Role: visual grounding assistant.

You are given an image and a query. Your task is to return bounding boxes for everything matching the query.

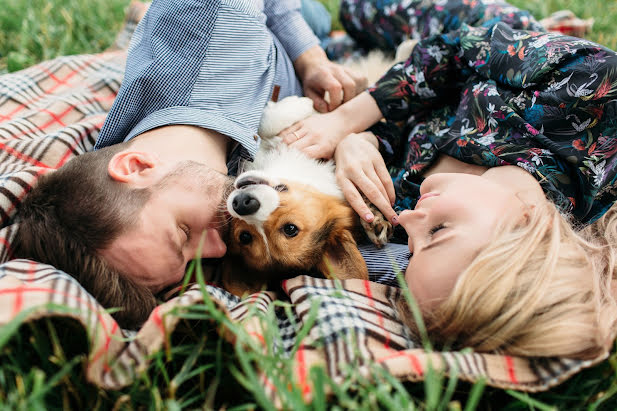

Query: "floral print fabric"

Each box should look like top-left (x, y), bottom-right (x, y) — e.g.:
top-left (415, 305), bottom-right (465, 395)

top-left (360, 18), bottom-right (617, 224)
top-left (339, 0), bottom-right (543, 53)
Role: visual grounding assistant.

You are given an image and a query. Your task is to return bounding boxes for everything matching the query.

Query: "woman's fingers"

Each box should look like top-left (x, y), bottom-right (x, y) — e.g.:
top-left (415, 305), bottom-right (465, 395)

top-left (374, 159), bottom-right (396, 204)
top-left (279, 122), bottom-right (304, 145)
top-left (289, 136), bottom-right (314, 152)
top-left (339, 178), bottom-right (374, 221)
top-left (354, 173), bottom-right (398, 223)
top-left (365, 167), bottom-right (390, 207)
top-left (341, 167), bottom-right (397, 223)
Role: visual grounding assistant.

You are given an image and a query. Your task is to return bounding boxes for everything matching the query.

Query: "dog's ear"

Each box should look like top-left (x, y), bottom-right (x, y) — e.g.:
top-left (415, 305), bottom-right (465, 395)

top-left (316, 230), bottom-right (369, 281)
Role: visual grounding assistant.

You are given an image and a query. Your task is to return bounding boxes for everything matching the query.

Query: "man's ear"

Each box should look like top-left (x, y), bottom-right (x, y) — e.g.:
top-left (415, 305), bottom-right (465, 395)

top-left (107, 151), bottom-right (160, 186)
top-left (316, 230), bottom-right (369, 281)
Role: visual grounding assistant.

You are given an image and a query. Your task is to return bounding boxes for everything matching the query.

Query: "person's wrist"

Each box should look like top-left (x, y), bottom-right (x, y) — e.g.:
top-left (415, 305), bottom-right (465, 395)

top-left (333, 134), bottom-right (352, 161)
top-left (358, 131), bottom-right (379, 149)
top-left (294, 45), bottom-right (327, 80)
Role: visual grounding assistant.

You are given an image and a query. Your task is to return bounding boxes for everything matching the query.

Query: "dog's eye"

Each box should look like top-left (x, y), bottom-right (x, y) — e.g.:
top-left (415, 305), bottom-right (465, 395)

top-left (274, 184), bottom-right (288, 192)
top-left (239, 231), bottom-right (253, 245)
top-left (282, 223), bottom-right (299, 237)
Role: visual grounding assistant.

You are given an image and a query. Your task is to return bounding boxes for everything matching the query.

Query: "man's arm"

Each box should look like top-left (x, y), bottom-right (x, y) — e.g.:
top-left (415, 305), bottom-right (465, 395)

top-left (263, 0), bottom-right (320, 62)
top-left (264, 0), bottom-right (367, 112)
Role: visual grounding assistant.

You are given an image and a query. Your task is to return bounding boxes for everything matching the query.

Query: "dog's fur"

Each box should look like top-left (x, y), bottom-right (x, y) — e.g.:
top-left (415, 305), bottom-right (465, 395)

top-left (218, 96), bottom-right (391, 296)
top-left (217, 42), bottom-right (419, 296)
top-left (221, 143), bottom-right (369, 296)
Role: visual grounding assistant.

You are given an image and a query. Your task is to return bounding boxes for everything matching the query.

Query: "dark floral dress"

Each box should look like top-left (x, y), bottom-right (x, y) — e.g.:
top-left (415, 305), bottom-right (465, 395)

top-left (339, 0), bottom-right (543, 53)
top-left (338, 0), bottom-right (617, 225)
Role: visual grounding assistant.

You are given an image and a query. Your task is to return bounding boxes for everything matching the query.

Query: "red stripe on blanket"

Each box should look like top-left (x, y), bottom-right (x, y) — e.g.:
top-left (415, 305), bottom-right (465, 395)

top-left (39, 61), bottom-right (86, 95)
top-left (10, 262), bottom-right (37, 315)
top-left (0, 104), bottom-right (27, 123)
top-left (407, 352), bottom-right (424, 376)
top-left (248, 331), bottom-right (265, 345)
top-left (53, 117), bottom-right (105, 168)
top-left (0, 54), bottom-right (104, 126)
top-left (90, 321), bottom-right (119, 372)
top-left (505, 356), bottom-right (518, 384)
top-left (41, 107), bottom-right (70, 128)
top-left (363, 280), bottom-right (390, 349)
top-left (0, 142), bottom-right (51, 168)
top-left (151, 306), bottom-right (166, 340)
top-left (1, 285), bottom-right (120, 362)
top-left (376, 351), bottom-right (424, 376)
top-left (11, 286), bottom-right (23, 317)
top-left (0, 236), bottom-right (13, 260)
top-left (296, 345), bottom-right (311, 399)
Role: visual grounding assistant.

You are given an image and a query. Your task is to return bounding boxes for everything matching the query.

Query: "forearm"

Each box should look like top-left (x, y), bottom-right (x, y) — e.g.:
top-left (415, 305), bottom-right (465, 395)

top-left (264, 0), bottom-right (319, 61)
top-left (332, 91), bottom-right (384, 136)
top-left (293, 45), bottom-right (328, 81)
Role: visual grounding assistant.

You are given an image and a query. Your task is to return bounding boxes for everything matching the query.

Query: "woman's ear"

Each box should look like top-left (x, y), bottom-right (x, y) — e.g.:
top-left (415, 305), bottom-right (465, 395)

top-left (107, 151), bottom-right (160, 187)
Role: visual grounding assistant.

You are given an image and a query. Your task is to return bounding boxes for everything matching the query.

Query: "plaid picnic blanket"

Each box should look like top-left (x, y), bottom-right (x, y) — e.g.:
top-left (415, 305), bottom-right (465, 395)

top-left (0, 1), bottom-right (611, 402)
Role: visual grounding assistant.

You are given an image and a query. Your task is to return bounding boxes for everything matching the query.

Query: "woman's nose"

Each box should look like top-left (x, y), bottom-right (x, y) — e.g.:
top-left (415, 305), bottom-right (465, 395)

top-left (398, 209), bottom-right (427, 224)
top-left (399, 209), bottom-right (428, 254)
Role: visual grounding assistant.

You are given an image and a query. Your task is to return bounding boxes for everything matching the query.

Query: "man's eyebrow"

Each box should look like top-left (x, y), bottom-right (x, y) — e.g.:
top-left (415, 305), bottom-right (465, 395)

top-left (167, 229), bottom-right (185, 264)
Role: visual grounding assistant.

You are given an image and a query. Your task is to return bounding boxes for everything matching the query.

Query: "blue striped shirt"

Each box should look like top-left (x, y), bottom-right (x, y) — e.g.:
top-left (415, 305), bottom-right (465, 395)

top-left (94, 0), bottom-right (412, 284)
top-left (359, 242), bottom-right (410, 287)
top-left (95, 0), bottom-right (319, 156)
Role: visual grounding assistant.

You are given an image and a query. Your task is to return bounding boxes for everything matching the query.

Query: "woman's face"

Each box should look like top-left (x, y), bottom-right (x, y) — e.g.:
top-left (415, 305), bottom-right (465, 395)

top-left (400, 168), bottom-right (541, 311)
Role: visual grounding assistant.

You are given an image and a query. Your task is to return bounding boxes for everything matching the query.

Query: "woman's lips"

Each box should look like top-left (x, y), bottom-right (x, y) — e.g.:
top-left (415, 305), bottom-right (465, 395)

top-left (416, 192), bottom-right (439, 206)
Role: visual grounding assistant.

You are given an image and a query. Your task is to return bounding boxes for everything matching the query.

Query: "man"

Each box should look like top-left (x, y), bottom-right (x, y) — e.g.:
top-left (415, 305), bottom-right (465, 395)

top-left (12, 0), bottom-right (366, 328)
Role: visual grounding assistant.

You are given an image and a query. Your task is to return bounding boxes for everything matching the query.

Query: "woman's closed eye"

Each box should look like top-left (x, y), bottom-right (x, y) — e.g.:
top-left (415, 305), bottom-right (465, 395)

top-left (428, 223), bottom-right (446, 238)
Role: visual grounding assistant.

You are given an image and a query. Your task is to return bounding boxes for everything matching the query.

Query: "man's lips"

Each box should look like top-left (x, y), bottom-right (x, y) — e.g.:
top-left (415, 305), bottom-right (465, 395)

top-left (417, 192), bottom-right (439, 206)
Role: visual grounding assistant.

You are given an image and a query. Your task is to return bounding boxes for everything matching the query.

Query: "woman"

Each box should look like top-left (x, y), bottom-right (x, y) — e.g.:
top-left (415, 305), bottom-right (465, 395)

top-left (281, 0), bottom-right (617, 359)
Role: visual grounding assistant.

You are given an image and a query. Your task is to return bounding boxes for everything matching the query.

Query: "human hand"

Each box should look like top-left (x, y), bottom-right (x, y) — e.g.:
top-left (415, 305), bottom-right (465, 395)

top-left (334, 132), bottom-right (398, 225)
top-left (294, 46), bottom-right (367, 113)
top-left (279, 110), bottom-right (348, 159)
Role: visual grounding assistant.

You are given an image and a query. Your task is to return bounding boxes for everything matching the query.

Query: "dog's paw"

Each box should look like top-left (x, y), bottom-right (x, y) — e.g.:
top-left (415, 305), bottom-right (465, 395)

top-left (360, 204), bottom-right (393, 248)
top-left (258, 96), bottom-right (316, 139)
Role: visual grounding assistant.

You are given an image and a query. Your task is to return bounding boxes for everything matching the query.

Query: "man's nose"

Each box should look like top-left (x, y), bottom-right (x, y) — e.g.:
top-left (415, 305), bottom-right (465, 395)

top-left (189, 228), bottom-right (227, 260)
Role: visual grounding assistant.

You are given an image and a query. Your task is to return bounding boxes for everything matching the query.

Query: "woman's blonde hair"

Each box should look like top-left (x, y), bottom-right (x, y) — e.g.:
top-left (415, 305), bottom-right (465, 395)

top-left (415, 200), bottom-right (617, 359)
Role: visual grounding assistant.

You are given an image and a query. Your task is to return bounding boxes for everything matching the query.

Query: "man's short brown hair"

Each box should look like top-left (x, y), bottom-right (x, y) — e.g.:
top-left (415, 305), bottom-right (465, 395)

top-left (12, 143), bottom-right (157, 329)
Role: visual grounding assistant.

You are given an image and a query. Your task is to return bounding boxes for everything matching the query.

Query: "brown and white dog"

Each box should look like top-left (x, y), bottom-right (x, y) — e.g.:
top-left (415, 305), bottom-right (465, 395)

top-left (218, 96), bottom-right (393, 296)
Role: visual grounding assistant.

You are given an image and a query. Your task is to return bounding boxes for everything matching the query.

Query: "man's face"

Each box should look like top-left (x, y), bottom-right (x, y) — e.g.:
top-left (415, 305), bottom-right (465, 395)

top-left (101, 161), bottom-right (233, 292)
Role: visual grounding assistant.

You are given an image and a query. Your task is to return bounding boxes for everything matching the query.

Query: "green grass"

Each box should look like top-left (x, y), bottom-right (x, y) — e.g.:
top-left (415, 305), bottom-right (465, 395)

top-left (1, 264), bottom-right (616, 409)
top-left (2, 0), bottom-right (617, 409)
top-left (0, 0), bottom-right (130, 72)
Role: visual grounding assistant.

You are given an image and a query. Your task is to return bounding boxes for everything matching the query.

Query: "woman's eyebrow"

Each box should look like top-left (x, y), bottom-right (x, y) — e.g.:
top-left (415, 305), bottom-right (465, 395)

top-left (420, 233), bottom-right (455, 253)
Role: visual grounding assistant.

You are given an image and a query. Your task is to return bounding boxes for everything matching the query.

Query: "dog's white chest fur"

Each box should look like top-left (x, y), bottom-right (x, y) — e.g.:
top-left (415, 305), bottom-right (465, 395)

top-left (249, 94), bottom-right (343, 199)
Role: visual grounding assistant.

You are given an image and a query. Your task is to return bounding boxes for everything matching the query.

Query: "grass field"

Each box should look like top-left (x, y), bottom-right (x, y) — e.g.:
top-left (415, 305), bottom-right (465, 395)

top-left (2, 0), bottom-right (617, 409)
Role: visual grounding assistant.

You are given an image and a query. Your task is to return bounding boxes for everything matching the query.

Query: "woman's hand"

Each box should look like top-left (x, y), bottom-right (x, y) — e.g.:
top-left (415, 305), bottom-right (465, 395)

top-left (293, 46), bottom-right (367, 113)
top-left (279, 111), bottom-right (348, 160)
top-left (279, 92), bottom-right (386, 160)
top-left (334, 132), bottom-right (398, 224)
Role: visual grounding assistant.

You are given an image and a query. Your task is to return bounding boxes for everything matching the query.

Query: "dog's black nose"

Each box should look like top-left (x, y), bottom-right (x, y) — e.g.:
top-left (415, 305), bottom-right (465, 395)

top-left (232, 192), bottom-right (261, 215)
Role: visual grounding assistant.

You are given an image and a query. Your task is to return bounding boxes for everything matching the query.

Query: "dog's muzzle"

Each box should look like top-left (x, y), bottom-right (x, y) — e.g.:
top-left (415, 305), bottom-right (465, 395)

top-left (227, 172), bottom-right (280, 221)
top-left (232, 192), bottom-right (260, 215)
